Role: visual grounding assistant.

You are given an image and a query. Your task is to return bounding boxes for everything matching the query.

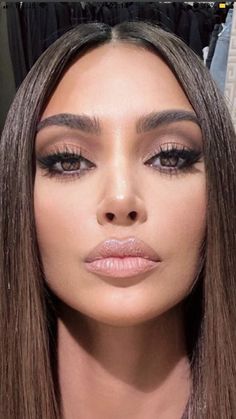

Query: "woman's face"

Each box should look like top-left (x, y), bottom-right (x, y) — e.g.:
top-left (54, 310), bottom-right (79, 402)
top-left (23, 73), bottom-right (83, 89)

top-left (34, 42), bottom-right (206, 326)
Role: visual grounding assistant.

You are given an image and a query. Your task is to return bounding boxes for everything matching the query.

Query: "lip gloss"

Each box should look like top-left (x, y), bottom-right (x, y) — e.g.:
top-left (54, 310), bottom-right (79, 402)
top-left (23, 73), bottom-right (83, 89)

top-left (85, 257), bottom-right (159, 278)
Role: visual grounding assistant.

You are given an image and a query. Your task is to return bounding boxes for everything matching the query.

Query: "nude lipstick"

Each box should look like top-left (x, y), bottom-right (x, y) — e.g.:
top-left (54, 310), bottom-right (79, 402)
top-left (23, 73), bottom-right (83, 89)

top-left (84, 237), bottom-right (161, 278)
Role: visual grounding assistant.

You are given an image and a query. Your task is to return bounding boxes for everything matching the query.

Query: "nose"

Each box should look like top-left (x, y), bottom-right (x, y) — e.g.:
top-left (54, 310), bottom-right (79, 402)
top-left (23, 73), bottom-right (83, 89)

top-left (96, 174), bottom-right (147, 226)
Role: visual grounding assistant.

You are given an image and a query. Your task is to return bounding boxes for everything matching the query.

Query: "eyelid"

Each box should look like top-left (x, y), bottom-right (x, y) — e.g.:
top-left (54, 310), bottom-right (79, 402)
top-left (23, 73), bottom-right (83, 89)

top-left (35, 128), bottom-right (101, 155)
top-left (36, 137), bottom-right (202, 163)
top-left (37, 142), bottom-right (94, 162)
top-left (143, 141), bottom-right (200, 161)
top-left (153, 125), bottom-right (203, 145)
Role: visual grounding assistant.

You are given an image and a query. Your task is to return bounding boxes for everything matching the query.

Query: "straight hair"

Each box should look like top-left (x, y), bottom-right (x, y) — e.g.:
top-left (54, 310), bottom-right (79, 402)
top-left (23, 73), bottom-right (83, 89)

top-left (0, 21), bottom-right (235, 418)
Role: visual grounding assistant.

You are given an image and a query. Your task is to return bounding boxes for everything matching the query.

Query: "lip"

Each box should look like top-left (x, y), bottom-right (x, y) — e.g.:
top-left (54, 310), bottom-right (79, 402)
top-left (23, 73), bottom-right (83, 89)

top-left (84, 237), bottom-right (161, 263)
top-left (84, 256), bottom-right (160, 278)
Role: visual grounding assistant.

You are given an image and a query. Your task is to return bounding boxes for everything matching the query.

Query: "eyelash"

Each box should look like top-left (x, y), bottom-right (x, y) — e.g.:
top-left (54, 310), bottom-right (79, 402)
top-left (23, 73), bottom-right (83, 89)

top-left (36, 143), bottom-right (203, 182)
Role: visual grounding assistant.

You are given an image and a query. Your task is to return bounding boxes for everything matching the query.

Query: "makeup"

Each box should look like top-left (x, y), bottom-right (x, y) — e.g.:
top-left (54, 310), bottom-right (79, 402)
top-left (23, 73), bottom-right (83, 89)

top-left (36, 142), bottom-right (203, 181)
top-left (85, 257), bottom-right (160, 278)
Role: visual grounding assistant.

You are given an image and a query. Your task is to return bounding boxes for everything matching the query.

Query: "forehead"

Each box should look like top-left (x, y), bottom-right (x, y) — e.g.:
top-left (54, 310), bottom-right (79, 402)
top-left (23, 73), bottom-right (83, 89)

top-left (41, 42), bottom-right (194, 122)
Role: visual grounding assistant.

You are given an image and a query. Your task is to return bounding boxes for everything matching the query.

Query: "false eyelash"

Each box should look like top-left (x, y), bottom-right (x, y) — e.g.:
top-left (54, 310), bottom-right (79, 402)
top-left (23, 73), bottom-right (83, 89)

top-left (36, 143), bottom-right (94, 182)
top-left (145, 143), bottom-right (203, 175)
top-left (36, 142), bottom-right (203, 182)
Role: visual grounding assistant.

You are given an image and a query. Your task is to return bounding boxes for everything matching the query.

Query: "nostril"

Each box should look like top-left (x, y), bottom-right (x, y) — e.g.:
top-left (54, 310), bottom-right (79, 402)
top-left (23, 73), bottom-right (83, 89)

top-left (106, 212), bottom-right (137, 221)
top-left (129, 211), bottom-right (137, 220)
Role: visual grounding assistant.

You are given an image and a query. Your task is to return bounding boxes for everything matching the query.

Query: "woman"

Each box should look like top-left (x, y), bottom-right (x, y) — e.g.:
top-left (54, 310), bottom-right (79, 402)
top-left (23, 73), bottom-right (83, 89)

top-left (0, 21), bottom-right (235, 419)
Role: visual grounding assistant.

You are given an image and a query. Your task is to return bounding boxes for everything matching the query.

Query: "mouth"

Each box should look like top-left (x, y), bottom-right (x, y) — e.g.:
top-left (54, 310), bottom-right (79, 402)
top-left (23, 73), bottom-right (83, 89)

top-left (85, 256), bottom-right (160, 278)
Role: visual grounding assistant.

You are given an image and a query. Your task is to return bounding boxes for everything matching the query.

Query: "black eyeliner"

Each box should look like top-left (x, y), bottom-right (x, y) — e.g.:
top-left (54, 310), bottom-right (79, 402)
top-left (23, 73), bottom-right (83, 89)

top-left (36, 143), bottom-right (203, 180)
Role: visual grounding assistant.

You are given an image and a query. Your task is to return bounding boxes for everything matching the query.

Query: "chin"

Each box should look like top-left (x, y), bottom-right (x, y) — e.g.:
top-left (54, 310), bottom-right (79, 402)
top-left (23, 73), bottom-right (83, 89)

top-left (72, 302), bottom-right (174, 328)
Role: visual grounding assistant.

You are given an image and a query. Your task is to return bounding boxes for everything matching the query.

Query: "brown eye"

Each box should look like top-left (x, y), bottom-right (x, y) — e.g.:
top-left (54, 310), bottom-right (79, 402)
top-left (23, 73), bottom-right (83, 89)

top-left (36, 150), bottom-right (95, 180)
top-left (61, 158), bottom-right (81, 171)
top-left (160, 156), bottom-right (180, 167)
top-left (145, 144), bottom-right (202, 174)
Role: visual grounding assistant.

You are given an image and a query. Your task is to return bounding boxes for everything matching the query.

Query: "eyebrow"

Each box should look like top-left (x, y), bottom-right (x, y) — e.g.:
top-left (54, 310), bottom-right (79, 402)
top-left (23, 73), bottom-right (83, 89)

top-left (36, 109), bottom-right (200, 135)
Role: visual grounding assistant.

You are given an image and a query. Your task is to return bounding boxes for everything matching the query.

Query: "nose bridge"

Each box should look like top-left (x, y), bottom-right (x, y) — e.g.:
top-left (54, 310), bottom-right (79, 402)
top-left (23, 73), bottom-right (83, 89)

top-left (96, 138), bottom-right (147, 226)
top-left (107, 152), bottom-right (134, 193)
top-left (103, 134), bottom-right (138, 196)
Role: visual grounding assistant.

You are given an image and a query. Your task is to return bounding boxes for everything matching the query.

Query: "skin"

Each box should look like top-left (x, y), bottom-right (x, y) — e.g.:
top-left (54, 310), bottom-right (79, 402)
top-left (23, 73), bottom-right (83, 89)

top-left (34, 42), bottom-right (206, 419)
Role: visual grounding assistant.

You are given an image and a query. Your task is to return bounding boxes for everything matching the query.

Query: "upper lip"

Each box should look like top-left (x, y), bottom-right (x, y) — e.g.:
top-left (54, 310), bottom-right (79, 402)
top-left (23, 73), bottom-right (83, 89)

top-left (85, 237), bottom-right (161, 262)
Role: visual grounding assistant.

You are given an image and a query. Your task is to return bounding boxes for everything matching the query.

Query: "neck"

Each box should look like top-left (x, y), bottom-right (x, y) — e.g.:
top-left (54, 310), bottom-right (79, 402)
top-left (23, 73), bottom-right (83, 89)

top-left (57, 303), bottom-right (191, 419)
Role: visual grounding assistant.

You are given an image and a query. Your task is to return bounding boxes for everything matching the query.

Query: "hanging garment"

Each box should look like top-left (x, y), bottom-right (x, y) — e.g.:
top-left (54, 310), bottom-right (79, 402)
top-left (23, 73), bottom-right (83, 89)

top-left (206, 23), bottom-right (223, 68)
top-left (188, 9), bottom-right (204, 58)
top-left (176, 6), bottom-right (190, 44)
top-left (6, 2), bottom-right (27, 89)
top-left (6, 1), bottom-right (229, 88)
top-left (69, 2), bottom-right (86, 26)
top-left (53, 2), bottom-right (71, 38)
top-left (0, 2), bottom-right (16, 134)
top-left (157, 2), bottom-right (176, 32)
top-left (193, 5), bottom-right (215, 48)
top-left (23, 3), bottom-right (58, 68)
top-left (92, 2), bottom-right (114, 25)
top-left (210, 8), bottom-right (233, 92)
top-left (117, 3), bottom-right (132, 23)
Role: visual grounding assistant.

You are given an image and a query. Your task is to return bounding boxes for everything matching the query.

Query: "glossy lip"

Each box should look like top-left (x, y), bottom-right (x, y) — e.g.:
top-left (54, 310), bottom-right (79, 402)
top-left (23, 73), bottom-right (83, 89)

top-left (84, 237), bottom-right (161, 263)
top-left (84, 256), bottom-right (160, 279)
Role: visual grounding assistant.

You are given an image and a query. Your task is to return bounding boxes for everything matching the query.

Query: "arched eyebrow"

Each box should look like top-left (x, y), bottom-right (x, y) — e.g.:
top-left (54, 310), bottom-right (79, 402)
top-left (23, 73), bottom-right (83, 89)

top-left (36, 109), bottom-right (200, 135)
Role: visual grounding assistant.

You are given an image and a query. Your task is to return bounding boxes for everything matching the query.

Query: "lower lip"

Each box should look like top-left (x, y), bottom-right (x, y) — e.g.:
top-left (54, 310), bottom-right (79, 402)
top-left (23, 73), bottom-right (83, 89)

top-left (85, 257), bottom-right (159, 278)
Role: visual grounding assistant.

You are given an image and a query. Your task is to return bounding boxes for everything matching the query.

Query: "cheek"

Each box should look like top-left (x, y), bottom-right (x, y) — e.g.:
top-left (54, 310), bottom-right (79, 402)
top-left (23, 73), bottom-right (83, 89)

top-left (150, 175), bottom-right (206, 252)
top-left (149, 176), bottom-right (206, 301)
top-left (161, 199), bottom-right (205, 258)
top-left (33, 178), bottom-right (91, 264)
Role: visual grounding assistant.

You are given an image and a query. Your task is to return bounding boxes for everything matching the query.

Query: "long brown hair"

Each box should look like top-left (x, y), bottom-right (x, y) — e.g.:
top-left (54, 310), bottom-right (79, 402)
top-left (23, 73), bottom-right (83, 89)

top-left (0, 21), bottom-right (235, 418)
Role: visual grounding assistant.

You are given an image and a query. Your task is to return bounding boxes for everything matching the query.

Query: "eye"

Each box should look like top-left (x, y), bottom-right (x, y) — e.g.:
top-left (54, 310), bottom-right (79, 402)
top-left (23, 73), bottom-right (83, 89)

top-left (53, 154), bottom-right (92, 173)
top-left (145, 143), bottom-right (202, 174)
top-left (36, 144), bottom-right (95, 181)
top-left (159, 154), bottom-right (183, 168)
top-left (36, 142), bottom-right (203, 182)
